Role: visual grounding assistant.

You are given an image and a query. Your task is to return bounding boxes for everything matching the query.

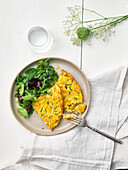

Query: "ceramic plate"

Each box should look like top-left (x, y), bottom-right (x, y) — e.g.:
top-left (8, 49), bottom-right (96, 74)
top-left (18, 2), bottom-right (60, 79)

top-left (10, 57), bottom-right (90, 135)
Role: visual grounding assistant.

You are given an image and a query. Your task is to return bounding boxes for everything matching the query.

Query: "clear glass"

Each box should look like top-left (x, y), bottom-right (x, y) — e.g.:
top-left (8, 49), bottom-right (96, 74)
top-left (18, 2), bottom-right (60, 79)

top-left (27, 26), bottom-right (53, 53)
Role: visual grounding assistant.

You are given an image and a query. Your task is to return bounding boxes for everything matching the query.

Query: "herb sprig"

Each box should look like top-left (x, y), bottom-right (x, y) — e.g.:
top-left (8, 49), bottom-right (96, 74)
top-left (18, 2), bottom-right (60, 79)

top-left (63, 5), bottom-right (128, 46)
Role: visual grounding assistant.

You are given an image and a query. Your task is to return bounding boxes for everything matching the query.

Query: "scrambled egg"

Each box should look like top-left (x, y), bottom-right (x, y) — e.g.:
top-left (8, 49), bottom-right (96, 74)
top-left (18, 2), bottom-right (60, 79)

top-left (56, 70), bottom-right (85, 113)
top-left (63, 113), bottom-right (77, 120)
top-left (63, 104), bottom-right (86, 121)
top-left (32, 85), bottom-right (63, 131)
top-left (73, 104), bottom-right (86, 114)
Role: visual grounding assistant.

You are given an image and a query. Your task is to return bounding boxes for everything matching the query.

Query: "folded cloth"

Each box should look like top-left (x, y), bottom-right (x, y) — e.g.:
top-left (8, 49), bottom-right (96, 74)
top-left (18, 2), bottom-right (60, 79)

top-left (111, 70), bottom-right (128, 170)
top-left (111, 133), bottom-right (128, 170)
top-left (15, 67), bottom-right (128, 170)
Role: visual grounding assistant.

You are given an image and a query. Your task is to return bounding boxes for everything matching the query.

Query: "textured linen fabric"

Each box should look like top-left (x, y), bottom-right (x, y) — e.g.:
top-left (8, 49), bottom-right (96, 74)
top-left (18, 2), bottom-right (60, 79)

top-left (14, 67), bottom-right (128, 170)
top-left (111, 70), bottom-right (128, 170)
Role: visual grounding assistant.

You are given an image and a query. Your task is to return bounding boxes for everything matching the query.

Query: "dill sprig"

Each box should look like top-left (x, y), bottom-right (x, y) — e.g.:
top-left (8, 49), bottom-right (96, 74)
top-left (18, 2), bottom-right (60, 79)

top-left (63, 5), bottom-right (128, 46)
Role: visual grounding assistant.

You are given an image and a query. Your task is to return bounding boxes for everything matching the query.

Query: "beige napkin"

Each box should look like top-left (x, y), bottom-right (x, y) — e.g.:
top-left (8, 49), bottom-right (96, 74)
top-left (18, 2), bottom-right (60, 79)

top-left (14, 67), bottom-right (128, 170)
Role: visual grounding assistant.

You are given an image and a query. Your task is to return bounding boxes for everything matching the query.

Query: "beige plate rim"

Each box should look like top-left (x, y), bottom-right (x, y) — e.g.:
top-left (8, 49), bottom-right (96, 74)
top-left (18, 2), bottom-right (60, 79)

top-left (9, 57), bottom-right (90, 136)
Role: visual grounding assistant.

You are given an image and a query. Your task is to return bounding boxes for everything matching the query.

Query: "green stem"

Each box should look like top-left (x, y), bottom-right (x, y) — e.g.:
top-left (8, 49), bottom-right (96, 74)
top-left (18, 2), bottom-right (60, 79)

top-left (84, 8), bottom-right (106, 19)
top-left (83, 18), bottom-right (107, 23)
top-left (109, 15), bottom-right (128, 25)
top-left (82, 15), bottom-right (128, 24)
top-left (113, 15), bottom-right (128, 24)
top-left (91, 15), bottom-right (128, 31)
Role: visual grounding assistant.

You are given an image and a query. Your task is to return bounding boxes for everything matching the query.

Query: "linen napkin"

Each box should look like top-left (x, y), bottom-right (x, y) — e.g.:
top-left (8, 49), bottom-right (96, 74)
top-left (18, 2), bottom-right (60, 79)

top-left (14, 67), bottom-right (128, 170)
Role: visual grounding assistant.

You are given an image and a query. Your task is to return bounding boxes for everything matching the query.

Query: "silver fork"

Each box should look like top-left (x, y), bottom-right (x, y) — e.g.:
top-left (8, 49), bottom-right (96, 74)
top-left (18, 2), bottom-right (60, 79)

top-left (70, 117), bottom-right (123, 144)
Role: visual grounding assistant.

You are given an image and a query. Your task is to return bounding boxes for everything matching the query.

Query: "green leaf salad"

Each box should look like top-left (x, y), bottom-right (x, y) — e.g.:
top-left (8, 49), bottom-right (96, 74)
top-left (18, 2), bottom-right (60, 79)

top-left (15, 58), bottom-right (58, 118)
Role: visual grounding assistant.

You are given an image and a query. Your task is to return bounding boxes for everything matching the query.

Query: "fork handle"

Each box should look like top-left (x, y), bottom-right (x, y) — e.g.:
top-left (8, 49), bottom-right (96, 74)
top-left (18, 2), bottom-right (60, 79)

top-left (87, 125), bottom-right (123, 144)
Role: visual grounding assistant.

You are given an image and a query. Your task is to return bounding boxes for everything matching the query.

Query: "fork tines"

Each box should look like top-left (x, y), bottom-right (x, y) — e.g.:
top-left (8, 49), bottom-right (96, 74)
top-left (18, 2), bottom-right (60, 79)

top-left (70, 116), bottom-right (82, 125)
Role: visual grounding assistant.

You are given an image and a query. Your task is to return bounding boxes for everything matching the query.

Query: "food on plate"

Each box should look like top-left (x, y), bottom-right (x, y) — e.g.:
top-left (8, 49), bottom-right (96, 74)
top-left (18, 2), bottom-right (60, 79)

top-left (63, 113), bottom-right (77, 120)
top-left (15, 58), bottom-right (58, 118)
top-left (56, 70), bottom-right (84, 112)
top-left (63, 104), bottom-right (86, 121)
top-left (73, 104), bottom-right (86, 114)
top-left (32, 85), bottom-right (63, 130)
top-left (15, 58), bottom-right (87, 131)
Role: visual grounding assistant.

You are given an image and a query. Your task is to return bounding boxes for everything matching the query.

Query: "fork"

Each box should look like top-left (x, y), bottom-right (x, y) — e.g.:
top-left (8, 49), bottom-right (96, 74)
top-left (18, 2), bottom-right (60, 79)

top-left (70, 117), bottom-right (123, 144)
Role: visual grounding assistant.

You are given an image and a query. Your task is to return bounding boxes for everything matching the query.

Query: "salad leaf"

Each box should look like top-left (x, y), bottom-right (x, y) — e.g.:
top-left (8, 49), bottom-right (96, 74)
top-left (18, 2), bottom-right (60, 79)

top-left (27, 104), bottom-right (33, 114)
top-left (53, 74), bottom-right (59, 81)
top-left (44, 58), bottom-right (50, 65)
top-left (28, 77), bottom-right (42, 90)
top-left (16, 84), bottom-right (21, 91)
top-left (18, 82), bottom-right (24, 96)
top-left (17, 107), bottom-right (29, 118)
top-left (16, 75), bottom-right (25, 85)
top-left (22, 95), bottom-right (37, 102)
top-left (40, 88), bottom-right (50, 95)
top-left (25, 68), bottom-right (37, 79)
top-left (17, 92), bottom-right (23, 103)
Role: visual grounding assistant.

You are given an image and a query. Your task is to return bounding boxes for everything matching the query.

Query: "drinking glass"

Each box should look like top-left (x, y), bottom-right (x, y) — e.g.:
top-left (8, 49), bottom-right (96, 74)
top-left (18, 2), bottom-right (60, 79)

top-left (27, 26), bottom-right (53, 53)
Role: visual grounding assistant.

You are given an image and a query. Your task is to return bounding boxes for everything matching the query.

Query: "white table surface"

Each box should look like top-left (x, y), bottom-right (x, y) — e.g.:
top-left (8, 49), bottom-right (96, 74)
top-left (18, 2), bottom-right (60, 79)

top-left (0, 0), bottom-right (128, 169)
